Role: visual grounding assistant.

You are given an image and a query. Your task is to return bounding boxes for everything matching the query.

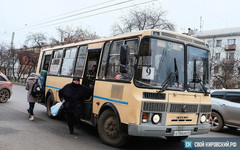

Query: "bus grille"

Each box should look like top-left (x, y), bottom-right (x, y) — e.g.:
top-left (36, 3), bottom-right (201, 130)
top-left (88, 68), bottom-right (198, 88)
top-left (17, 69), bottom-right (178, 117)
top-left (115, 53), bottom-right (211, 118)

top-left (170, 104), bottom-right (198, 113)
top-left (142, 102), bottom-right (166, 112)
top-left (143, 92), bottom-right (165, 100)
top-left (200, 105), bottom-right (212, 113)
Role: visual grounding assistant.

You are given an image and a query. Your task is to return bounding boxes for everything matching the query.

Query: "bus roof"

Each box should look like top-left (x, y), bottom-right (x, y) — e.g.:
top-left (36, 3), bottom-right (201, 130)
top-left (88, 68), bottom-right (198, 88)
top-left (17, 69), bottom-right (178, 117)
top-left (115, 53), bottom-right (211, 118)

top-left (41, 29), bottom-right (208, 51)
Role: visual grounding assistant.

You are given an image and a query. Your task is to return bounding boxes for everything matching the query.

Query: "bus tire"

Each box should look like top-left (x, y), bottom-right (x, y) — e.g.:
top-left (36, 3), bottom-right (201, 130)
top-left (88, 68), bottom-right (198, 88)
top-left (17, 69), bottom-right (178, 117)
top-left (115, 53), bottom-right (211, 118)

top-left (46, 95), bottom-right (55, 118)
top-left (98, 109), bottom-right (128, 147)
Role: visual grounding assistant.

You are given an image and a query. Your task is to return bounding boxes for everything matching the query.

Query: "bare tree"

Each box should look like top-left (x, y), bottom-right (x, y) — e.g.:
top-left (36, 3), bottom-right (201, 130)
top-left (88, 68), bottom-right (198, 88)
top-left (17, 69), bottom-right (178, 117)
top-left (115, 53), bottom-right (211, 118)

top-left (54, 26), bottom-right (99, 44)
top-left (112, 6), bottom-right (175, 35)
top-left (213, 58), bottom-right (240, 89)
top-left (24, 32), bottom-right (47, 47)
top-left (15, 48), bottom-right (40, 82)
top-left (0, 42), bottom-right (10, 74)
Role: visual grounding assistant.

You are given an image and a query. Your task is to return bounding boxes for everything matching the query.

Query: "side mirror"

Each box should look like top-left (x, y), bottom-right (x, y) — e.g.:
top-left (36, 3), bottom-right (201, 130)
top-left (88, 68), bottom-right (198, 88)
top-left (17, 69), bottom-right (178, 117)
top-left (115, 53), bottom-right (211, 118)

top-left (120, 45), bottom-right (128, 73)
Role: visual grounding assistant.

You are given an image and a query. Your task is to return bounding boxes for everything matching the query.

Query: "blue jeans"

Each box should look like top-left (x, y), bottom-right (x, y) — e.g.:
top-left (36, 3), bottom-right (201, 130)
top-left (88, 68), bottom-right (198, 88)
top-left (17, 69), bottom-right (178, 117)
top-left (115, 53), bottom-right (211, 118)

top-left (29, 102), bottom-right (35, 115)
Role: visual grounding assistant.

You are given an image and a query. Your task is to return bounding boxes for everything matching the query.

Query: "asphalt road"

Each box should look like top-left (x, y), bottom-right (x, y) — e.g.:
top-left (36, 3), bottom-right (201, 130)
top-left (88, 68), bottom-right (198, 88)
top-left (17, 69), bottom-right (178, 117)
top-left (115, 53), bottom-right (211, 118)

top-left (0, 85), bottom-right (239, 150)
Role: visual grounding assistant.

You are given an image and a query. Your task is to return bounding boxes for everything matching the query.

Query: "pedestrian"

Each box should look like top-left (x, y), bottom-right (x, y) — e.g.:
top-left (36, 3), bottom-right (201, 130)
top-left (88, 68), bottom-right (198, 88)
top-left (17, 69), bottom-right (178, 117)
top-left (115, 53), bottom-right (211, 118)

top-left (59, 77), bottom-right (92, 134)
top-left (25, 73), bottom-right (41, 121)
top-left (39, 70), bottom-right (47, 103)
top-left (39, 70), bottom-right (47, 91)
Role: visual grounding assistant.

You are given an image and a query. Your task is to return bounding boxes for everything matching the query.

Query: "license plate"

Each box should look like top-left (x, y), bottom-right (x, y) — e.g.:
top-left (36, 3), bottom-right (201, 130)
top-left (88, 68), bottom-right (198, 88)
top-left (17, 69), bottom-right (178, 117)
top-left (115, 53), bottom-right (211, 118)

top-left (174, 131), bottom-right (191, 136)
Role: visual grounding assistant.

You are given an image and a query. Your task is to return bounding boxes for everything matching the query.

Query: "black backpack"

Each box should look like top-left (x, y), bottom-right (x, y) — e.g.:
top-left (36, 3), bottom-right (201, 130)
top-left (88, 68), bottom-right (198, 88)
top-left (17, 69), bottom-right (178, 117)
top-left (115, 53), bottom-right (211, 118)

top-left (31, 78), bottom-right (42, 98)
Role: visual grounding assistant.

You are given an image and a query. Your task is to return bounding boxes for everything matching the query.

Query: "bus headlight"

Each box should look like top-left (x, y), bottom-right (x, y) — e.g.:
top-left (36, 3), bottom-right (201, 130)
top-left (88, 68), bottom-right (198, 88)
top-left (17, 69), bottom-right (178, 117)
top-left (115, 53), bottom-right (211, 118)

top-left (152, 114), bottom-right (161, 124)
top-left (200, 115), bottom-right (206, 123)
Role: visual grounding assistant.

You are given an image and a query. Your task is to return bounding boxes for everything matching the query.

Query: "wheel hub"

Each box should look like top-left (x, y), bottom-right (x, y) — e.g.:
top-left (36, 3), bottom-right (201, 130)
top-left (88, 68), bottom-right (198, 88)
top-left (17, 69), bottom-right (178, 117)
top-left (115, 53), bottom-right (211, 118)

top-left (104, 117), bottom-right (119, 138)
top-left (210, 115), bottom-right (219, 128)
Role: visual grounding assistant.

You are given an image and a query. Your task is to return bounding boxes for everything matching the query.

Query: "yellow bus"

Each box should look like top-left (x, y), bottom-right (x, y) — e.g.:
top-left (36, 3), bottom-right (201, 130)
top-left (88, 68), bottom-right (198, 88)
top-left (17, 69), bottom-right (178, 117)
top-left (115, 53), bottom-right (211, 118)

top-left (36, 29), bottom-right (211, 147)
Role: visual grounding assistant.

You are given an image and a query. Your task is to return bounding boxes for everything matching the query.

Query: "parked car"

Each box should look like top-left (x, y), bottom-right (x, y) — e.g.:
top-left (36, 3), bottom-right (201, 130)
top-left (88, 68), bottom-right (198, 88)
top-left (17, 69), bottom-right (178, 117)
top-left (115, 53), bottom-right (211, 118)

top-left (210, 89), bottom-right (240, 131)
top-left (0, 72), bottom-right (12, 103)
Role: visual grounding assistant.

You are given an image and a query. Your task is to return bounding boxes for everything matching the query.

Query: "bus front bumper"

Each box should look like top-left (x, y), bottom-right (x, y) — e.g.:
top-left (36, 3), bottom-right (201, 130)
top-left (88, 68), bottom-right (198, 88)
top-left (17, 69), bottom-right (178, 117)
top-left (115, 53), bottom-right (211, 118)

top-left (128, 124), bottom-right (210, 137)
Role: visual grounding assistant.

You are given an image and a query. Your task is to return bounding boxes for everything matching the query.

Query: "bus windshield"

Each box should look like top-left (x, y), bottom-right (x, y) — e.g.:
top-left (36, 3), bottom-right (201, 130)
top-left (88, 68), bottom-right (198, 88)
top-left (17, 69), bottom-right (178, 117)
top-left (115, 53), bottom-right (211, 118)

top-left (135, 38), bottom-right (184, 91)
top-left (187, 46), bottom-right (210, 93)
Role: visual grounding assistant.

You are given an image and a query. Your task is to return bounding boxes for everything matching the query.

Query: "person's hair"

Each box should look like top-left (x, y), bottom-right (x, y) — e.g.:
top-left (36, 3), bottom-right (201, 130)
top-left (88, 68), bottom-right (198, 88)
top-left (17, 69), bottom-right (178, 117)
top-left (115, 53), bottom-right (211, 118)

top-left (73, 77), bottom-right (80, 81)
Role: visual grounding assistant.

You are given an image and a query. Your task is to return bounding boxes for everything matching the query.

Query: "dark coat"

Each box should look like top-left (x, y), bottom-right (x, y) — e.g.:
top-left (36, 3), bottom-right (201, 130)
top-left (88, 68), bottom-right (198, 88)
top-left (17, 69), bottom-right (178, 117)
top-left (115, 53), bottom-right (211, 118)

top-left (59, 82), bottom-right (92, 115)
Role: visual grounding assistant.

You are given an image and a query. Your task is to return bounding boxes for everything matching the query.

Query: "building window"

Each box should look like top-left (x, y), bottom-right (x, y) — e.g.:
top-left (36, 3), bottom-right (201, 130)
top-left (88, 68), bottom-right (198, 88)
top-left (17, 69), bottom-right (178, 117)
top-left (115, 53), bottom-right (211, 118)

top-left (226, 52), bottom-right (234, 59)
top-left (228, 39), bottom-right (236, 45)
top-left (207, 40), bottom-right (213, 47)
top-left (215, 53), bottom-right (220, 60)
top-left (216, 40), bottom-right (222, 47)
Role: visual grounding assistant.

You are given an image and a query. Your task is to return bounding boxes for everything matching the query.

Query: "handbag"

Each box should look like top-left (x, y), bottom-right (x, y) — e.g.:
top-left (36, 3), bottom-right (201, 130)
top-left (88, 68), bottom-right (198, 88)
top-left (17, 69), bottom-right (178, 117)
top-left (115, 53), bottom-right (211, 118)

top-left (51, 102), bottom-right (63, 116)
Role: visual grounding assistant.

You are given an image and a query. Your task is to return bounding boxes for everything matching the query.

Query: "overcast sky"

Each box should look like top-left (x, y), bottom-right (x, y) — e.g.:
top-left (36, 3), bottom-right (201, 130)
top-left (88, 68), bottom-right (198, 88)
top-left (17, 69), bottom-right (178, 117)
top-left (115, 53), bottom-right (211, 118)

top-left (0, 0), bottom-right (240, 48)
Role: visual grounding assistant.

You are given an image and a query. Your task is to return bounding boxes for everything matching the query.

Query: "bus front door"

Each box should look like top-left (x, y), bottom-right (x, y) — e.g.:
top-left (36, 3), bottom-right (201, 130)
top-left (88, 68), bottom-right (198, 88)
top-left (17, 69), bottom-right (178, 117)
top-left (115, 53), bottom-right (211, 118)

top-left (81, 49), bottom-right (101, 122)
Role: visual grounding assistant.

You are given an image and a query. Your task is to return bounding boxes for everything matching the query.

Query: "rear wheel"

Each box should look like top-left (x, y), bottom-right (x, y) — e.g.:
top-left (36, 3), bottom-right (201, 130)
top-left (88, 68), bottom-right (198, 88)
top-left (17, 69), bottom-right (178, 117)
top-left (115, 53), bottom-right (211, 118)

top-left (98, 109), bottom-right (128, 147)
top-left (0, 89), bottom-right (10, 103)
top-left (210, 111), bottom-right (223, 132)
top-left (46, 95), bottom-right (55, 118)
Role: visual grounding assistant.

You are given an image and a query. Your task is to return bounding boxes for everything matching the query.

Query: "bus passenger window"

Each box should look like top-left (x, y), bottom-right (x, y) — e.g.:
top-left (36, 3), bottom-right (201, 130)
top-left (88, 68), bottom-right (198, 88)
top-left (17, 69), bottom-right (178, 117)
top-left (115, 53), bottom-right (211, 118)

top-left (74, 46), bottom-right (87, 77)
top-left (99, 42), bottom-right (110, 79)
top-left (106, 39), bottom-right (139, 81)
top-left (61, 47), bottom-right (77, 76)
top-left (49, 49), bottom-right (63, 75)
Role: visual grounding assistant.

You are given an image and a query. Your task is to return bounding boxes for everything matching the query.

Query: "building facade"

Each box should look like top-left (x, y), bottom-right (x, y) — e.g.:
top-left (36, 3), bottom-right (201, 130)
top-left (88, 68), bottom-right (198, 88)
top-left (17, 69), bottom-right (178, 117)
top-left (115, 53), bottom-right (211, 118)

top-left (194, 27), bottom-right (240, 89)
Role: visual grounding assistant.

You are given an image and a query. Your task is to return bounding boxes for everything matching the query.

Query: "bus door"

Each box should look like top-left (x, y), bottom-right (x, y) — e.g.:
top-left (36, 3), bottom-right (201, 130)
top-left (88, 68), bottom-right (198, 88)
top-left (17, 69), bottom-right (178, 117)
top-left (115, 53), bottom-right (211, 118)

top-left (81, 48), bottom-right (101, 122)
top-left (40, 51), bottom-right (51, 71)
top-left (39, 51), bottom-right (51, 104)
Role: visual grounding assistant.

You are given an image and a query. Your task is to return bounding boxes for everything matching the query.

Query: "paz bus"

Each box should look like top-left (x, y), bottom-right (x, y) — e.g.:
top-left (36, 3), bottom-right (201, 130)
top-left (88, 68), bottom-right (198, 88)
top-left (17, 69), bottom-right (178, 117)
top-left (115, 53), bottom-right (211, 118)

top-left (36, 29), bottom-right (211, 147)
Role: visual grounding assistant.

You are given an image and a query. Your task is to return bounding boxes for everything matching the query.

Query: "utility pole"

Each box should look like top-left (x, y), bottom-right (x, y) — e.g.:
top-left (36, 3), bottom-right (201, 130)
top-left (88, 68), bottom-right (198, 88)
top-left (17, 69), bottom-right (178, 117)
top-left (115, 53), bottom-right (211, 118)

top-left (10, 32), bottom-right (15, 49)
top-left (8, 32), bottom-right (15, 78)
top-left (200, 16), bottom-right (203, 31)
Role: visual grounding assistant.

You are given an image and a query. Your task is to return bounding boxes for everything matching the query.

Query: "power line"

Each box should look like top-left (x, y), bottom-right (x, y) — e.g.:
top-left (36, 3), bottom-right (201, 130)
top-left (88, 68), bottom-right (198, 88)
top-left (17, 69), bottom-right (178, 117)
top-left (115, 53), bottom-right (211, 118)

top-left (27, 0), bottom-right (117, 25)
top-left (14, 0), bottom-right (135, 32)
top-left (15, 0), bottom-right (158, 33)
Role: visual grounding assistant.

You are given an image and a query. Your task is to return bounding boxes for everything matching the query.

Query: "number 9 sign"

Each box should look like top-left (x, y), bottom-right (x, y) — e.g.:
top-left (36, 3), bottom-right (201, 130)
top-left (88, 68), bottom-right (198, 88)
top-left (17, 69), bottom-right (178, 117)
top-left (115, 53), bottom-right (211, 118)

top-left (142, 67), bottom-right (154, 80)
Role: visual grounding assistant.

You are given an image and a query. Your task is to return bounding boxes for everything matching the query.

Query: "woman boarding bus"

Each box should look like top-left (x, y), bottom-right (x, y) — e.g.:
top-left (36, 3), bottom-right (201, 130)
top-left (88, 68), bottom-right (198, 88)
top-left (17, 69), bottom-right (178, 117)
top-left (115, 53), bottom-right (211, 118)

top-left (36, 29), bottom-right (211, 147)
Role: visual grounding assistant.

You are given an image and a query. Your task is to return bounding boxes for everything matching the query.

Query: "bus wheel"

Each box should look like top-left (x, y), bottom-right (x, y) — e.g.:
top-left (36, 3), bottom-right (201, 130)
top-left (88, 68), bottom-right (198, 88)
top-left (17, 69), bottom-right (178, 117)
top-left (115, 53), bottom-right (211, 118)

top-left (98, 109), bottom-right (128, 147)
top-left (46, 95), bottom-right (55, 118)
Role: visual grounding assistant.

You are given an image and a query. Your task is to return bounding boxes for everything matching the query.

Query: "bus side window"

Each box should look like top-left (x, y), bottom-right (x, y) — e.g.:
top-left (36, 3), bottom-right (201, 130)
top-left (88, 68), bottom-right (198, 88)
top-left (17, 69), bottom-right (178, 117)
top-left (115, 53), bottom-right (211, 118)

top-left (99, 42), bottom-right (110, 79)
top-left (49, 49), bottom-right (64, 75)
top-left (106, 40), bottom-right (124, 79)
top-left (105, 39), bottom-right (139, 81)
top-left (40, 54), bottom-right (51, 72)
top-left (74, 46), bottom-right (88, 77)
top-left (60, 47), bottom-right (77, 76)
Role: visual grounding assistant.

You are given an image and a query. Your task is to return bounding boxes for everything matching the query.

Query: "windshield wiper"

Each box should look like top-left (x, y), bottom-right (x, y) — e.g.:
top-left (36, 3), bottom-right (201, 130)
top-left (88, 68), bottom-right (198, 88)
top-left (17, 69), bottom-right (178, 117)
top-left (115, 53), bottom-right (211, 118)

top-left (135, 79), bottom-right (160, 88)
top-left (158, 58), bottom-right (179, 92)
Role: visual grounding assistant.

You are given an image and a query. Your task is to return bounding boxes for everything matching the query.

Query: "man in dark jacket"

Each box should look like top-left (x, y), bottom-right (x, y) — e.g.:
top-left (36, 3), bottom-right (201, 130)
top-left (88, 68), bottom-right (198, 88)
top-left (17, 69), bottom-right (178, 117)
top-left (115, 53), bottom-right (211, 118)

top-left (59, 77), bottom-right (92, 134)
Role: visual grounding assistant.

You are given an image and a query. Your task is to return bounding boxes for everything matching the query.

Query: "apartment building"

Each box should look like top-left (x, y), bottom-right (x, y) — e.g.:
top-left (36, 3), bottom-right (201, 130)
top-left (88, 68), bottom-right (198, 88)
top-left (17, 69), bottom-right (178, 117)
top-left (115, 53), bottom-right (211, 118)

top-left (194, 27), bottom-right (240, 89)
